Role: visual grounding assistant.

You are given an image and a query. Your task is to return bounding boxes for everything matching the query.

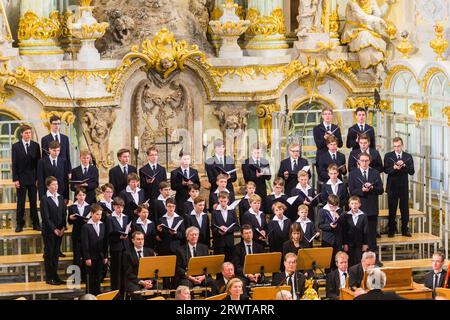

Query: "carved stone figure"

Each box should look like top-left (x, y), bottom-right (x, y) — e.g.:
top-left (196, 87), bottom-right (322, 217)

top-left (297, 0), bottom-right (323, 37)
top-left (82, 108), bottom-right (116, 169)
top-left (189, 0), bottom-right (210, 33)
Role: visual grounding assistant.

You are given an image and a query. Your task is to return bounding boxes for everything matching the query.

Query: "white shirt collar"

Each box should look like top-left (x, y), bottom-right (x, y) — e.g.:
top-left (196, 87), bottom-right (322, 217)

top-left (87, 219), bottom-right (102, 225)
top-left (328, 150), bottom-right (337, 157)
top-left (395, 152), bottom-right (403, 157)
top-left (49, 155), bottom-right (57, 163)
top-left (347, 209), bottom-right (364, 216)
top-left (100, 199), bottom-right (113, 204)
top-left (112, 211), bottom-right (124, 219)
top-left (326, 179), bottom-right (343, 185)
top-left (323, 204), bottom-right (334, 211)
top-left (46, 190), bottom-right (60, 198)
top-left (158, 194), bottom-right (169, 201)
top-left (290, 157), bottom-right (299, 163)
top-left (190, 210), bottom-right (206, 216)
top-left (148, 162), bottom-right (157, 167)
top-left (163, 212), bottom-right (180, 218)
top-left (136, 217), bottom-right (152, 225)
top-left (272, 215), bottom-right (288, 222)
top-left (360, 167), bottom-right (369, 175)
top-left (323, 121), bottom-right (332, 127)
top-left (187, 197), bottom-right (195, 203)
top-left (215, 154), bottom-right (224, 160)
top-left (218, 204), bottom-right (229, 211)
top-left (296, 217), bottom-right (312, 224)
top-left (252, 156), bottom-right (260, 163)
top-left (22, 139), bottom-right (31, 146)
top-left (214, 188), bottom-right (230, 194)
top-left (126, 185), bottom-right (141, 193)
top-left (270, 192), bottom-right (285, 197)
top-left (296, 183), bottom-right (311, 191)
top-left (249, 208), bottom-right (263, 216)
top-left (119, 163), bottom-right (128, 170)
top-left (76, 201), bottom-right (89, 208)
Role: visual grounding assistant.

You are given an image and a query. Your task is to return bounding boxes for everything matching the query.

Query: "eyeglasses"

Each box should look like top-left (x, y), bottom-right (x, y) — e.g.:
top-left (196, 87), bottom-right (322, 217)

top-left (359, 159), bottom-right (370, 162)
top-left (51, 122), bottom-right (61, 126)
top-left (290, 150), bottom-right (300, 153)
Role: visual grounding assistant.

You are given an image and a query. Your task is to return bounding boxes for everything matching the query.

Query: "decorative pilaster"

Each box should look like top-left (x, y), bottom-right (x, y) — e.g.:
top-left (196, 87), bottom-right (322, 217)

top-left (256, 103), bottom-right (279, 149)
top-left (243, 0), bottom-right (288, 55)
top-left (410, 103), bottom-right (429, 121)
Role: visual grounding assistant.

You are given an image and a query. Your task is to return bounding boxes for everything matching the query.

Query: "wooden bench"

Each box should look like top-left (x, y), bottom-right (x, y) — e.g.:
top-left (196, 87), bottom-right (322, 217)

top-left (0, 252), bottom-right (73, 282)
top-left (379, 208), bottom-right (426, 233)
top-left (383, 258), bottom-right (450, 271)
top-left (378, 233), bottom-right (441, 261)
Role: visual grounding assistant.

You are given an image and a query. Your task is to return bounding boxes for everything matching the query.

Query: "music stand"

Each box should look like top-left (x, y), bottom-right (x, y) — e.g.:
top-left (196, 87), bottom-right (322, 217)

top-left (243, 252), bottom-right (282, 284)
top-left (187, 255), bottom-right (225, 298)
top-left (252, 286), bottom-right (291, 300)
top-left (297, 247), bottom-right (333, 289)
top-left (137, 255), bottom-right (177, 296)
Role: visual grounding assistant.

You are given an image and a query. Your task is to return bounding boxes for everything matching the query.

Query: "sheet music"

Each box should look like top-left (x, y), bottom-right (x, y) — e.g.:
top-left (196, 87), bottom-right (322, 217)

top-left (287, 195), bottom-right (299, 205)
top-left (228, 199), bottom-right (241, 210)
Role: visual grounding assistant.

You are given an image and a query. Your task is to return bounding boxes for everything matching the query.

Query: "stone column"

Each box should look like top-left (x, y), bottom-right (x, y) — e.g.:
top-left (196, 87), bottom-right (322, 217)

top-left (18, 0), bottom-right (64, 61)
top-left (243, 0), bottom-right (288, 57)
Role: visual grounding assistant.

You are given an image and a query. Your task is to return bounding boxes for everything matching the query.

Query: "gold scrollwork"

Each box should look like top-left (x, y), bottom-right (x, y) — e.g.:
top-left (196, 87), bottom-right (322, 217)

top-left (0, 60), bottom-right (35, 105)
top-left (421, 67), bottom-right (447, 92)
top-left (384, 65), bottom-right (419, 90)
top-left (18, 11), bottom-right (61, 41)
top-left (443, 107), bottom-right (450, 126)
top-left (29, 69), bottom-right (115, 86)
top-left (245, 7), bottom-right (286, 37)
top-left (410, 102), bottom-right (429, 120)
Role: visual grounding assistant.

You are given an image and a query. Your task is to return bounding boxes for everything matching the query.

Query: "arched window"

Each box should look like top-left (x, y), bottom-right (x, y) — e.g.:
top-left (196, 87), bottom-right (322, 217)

top-left (0, 110), bottom-right (21, 180)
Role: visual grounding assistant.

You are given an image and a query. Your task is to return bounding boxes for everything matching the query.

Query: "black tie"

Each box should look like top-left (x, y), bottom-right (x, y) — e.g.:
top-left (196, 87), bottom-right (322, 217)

top-left (256, 160), bottom-right (260, 167)
top-left (84, 167), bottom-right (88, 175)
top-left (137, 250), bottom-right (142, 259)
top-left (363, 170), bottom-right (367, 181)
top-left (184, 169), bottom-right (188, 178)
top-left (434, 273), bottom-right (440, 289)
top-left (54, 135), bottom-right (59, 143)
top-left (123, 166), bottom-right (128, 177)
top-left (343, 272), bottom-right (347, 288)
top-left (360, 125), bottom-right (364, 132)
top-left (287, 275), bottom-right (294, 297)
top-left (52, 159), bottom-right (56, 167)
top-left (192, 246), bottom-right (197, 257)
top-left (332, 154), bottom-right (336, 162)
top-left (293, 160), bottom-right (297, 171)
top-left (247, 245), bottom-right (252, 255)
top-left (25, 143), bottom-right (29, 154)
top-left (152, 165), bottom-right (156, 172)
top-left (398, 154), bottom-right (401, 160)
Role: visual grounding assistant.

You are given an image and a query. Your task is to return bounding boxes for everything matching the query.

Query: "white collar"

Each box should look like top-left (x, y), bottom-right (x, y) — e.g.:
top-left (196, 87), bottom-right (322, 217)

top-left (328, 150), bottom-right (337, 157)
top-left (270, 192), bottom-right (285, 197)
top-left (52, 132), bottom-right (59, 138)
top-left (191, 210), bottom-right (206, 216)
top-left (347, 209), bottom-right (364, 217)
top-left (46, 190), bottom-right (60, 198)
top-left (251, 156), bottom-right (260, 163)
top-left (395, 152), bottom-right (403, 157)
top-left (187, 197), bottom-right (195, 203)
top-left (296, 217), bottom-right (311, 223)
top-left (188, 243), bottom-right (197, 249)
top-left (112, 211), bottom-right (124, 219)
top-left (148, 162), bottom-right (157, 167)
top-left (249, 208), bottom-right (263, 216)
top-left (215, 154), bottom-right (224, 160)
top-left (214, 188), bottom-right (230, 194)
top-left (87, 219), bottom-right (102, 225)
top-left (158, 194), bottom-right (169, 201)
top-left (180, 166), bottom-right (189, 171)
top-left (100, 199), bottom-right (113, 204)
top-left (290, 157), bottom-right (299, 163)
top-left (81, 164), bottom-right (90, 170)
top-left (296, 183), bottom-right (311, 191)
top-left (119, 163), bottom-right (128, 170)
top-left (244, 194), bottom-right (251, 199)
top-left (136, 217), bottom-right (152, 225)
top-left (243, 241), bottom-right (253, 246)
top-left (22, 139), bottom-right (31, 145)
top-left (134, 246), bottom-right (143, 252)
top-left (163, 212), bottom-right (180, 218)
top-left (339, 269), bottom-right (348, 276)
top-left (323, 121), bottom-right (332, 127)
top-left (49, 155), bottom-right (57, 162)
top-left (218, 205), bottom-right (229, 211)
top-left (126, 185), bottom-right (141, 193)
top-left (357, 122), bottom-right (365, 127)
top-left (76, 201), bottom-right (89, 208)
top-left (360, 167), bottom-right (370, 175)
top-left (323, 204), bottom-right (335, 211)
top-left (326, 179), bottom-right (343, 185)
top-left (273, 215), bottom-right (288, 222)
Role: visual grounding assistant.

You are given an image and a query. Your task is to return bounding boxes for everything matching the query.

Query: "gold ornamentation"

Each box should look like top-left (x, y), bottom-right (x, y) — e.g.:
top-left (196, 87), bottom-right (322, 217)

top-left (443, 107), bottom-right (450, 126)
top-left (256, 103), bottom-right (279, 148)
top-left (29, 69), bottom-right (115, 86)
top-left (80, 0), bottom-right (93, 6)
top-left (245, 7), bottom-right (286, 37)
top-left (384, 65), bottom-right (418, 90)
top-left (209, 20), bottom-right (251, 37)
top-left (396, 31), bottom-right (413, 58)
top-left (301, 279), bottom-right (320, 300)
top-left (386, 21), bottom-right (397, 40)
top-left (59, 10), bottom-right (74, 38)
top-left (410, 102), bottom-right (429, 120)
top-left (18, 11), bottom-right (61, 41)
top-left (345, 96), bottom-right (375, 109)
top-left (0, 60), bottom-right (35, 105)
top-left (379, 100), bottom-right (392, 111)
top-left (329, 4), bottom-right (340, 39)
top-left (429, 23), bottom-right (448, 61)
top-left (421, 67), bottom-right (446, 92)
top-left (40, 110), bottom-right (76, 131)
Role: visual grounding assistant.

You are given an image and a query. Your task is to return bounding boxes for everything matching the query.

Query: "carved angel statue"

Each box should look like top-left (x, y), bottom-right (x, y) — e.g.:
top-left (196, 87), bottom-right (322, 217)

top-left (297, 0), bottom-right (323, 37)
top-left (342, 0), bottom-right (395, 72)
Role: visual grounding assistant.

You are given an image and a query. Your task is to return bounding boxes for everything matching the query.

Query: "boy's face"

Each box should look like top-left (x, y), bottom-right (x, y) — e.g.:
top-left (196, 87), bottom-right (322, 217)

top-left (252, 148), bottom-right (261, 159)
top-left (148, 150), bottom-right (158, 163)
top-left (139, 209), bottom-right (149, 220)
top-left (48, 180), bottom-right (58, 193)
top-left (161, 187), bottom-right (171, 198)
top-left (349, 200), bottom-right (360, 211)
top-left (274, 207), bottom-right (284, 217)
top-left (80, 154), bottom-right (91, 166)
top-left (218, 197), bottom-right (228, 208)
top-left (189, 189), bottom-right (200, 199)
top-left (76, 192), bottom-right (86, 202)
top-left (50, 120), bottom-right (61, 133)
top-left (356, 111), bottom-right (366, 123)
top-left (194, 201), bottom-right (205, 212)
top-left (250, 200), bottom-right (260, 212)
top-left (166, 203), bottom-right (176, 214)
top-left (298, 210), bottom-right (308, 219)
top-left (49, 147), bottom-right (60, 158)
top-left (21, 129), bottom-right (32, 141)
top-left (299, 176), bottom-right (308, 186)
top-left (103, 187), bottom-right (113, 200)
top-left (113, 204), bottom-right (124, 214)
top-left (327, 142), bottom-right (337, 153)
top-left (273, 184), bottom-right (283, 194)
top-left (247, 185), bottom-right (256, 195)
top-left (322, 110), bottom-right (333, 123)
top-left (92, 210), bottom-right (102, 222)
top-left (215, 145), bottom-right (225, 156)
top-left (289, 146), bottom-right (300, 159)
top-left (359, 139), bottom-right (369, 150)
top-left (119, 152), bottom-right (130, 165)
top-left (328, 170), bottom-right (338, 180)
top-left (129, 179), bottom-right (139, 190)
top-left (393, 140), bottom-right (403, 154)
top-left (329, 204), bottom-right (338, 211)
top-left (217, 179), bottom-right (227, 189)
top-left (180, 155), bottom-right (190, 167)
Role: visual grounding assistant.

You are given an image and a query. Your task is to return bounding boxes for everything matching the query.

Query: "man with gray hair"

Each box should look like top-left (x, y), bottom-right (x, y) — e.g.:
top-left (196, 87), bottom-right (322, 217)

top-left (175, 285), bottom-right (191, 300)
top-left (354, 268), bottom-right (405, 300)
top-left (348, 251), bottom-right (376, 289)
top-left (275, 290), bottom-right (293, 300)
top-left (216, 262), bottom-right (236, 293)
top-left (175, 226), bottom-right (218, 295)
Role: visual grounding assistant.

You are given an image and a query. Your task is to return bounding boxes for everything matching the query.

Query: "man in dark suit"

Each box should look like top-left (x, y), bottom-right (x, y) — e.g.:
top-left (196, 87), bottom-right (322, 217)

top-left (232, 225), bottom-right (264, 287)
top-left (242, 144), bottom-right (271, 208)
top-left (70, 150), bottom-right (99, 205)
top-left (37, 140), bottom-right (69, 201)
top-left (317, 136), bottom-right (347, 184)
top-left (348, 134), bottom-right (383, 173)
top-left (81, 204), bottom-right (108, 295)
top-left (348, 152), bottom-right (384, 255)
top-left (313, 107), bottom-right (343, 156)
top-left (424, 251), bottom-right (448, 298)
top-left (12, 125), bottom-right (41, 232)
top-left (41, 115), bottom-right (71, 172)
top-left (346, 107), bottom-right (376, 150)
top-left (354, 268), bottom-right (405, 300)
top-left (205, 139), bottom-right (237, 195)
top-left (384, 137), bottom-right (415, 237)
top-left (326, 251), bottom-right (349, 300)
top-left (271, 253), bottom-right (306, 300)
top-left (109, 148), bottom-right (137, 197)
top-left (348, 251), bottom-right (376, 289)
top-left (139, 146), bottom-right (167, 203)
top-left (175, 226), bottom-right (218, 294)
top-left (216, 262), bottom-right (236, 293)
top-left (170, 153), bottom-right (200, 217)
top-left (40, 176), bottom-right (67, 285)
top-left (277, 143), bottom-right (310, 196)
top-left (122, 231), bottom-right (156, 299)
